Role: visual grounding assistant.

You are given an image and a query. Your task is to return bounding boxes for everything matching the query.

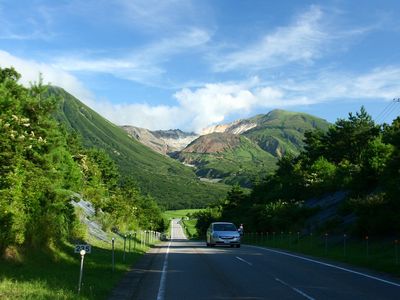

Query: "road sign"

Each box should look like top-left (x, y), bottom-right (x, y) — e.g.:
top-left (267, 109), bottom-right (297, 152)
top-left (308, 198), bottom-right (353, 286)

top-left (74, 244), bottom-right (91, 254)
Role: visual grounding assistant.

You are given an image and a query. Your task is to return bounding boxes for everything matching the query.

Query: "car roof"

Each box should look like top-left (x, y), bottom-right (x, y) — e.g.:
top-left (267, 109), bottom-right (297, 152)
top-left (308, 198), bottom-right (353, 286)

top-left (212, 222), bottom-right (235, 225)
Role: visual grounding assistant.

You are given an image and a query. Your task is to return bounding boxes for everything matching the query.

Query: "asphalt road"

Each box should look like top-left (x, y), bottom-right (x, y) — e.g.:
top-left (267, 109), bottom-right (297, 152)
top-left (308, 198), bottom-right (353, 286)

top-left (128, 219), bottom-right (400, 300)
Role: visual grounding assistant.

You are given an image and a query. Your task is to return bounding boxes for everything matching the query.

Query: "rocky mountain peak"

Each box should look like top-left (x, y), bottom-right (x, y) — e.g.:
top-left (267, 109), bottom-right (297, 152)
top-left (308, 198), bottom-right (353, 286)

top-left (201, 119), bottom-right (257, 135)
top-left (183, 133), bottom-right (241, 154)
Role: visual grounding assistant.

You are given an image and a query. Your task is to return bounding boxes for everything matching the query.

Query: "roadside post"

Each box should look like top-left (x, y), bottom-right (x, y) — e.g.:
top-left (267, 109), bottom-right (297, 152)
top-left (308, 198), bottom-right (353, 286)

top-left (134, 232), bottom-right (137, 250)
top-left (297, 232), bottom-right (300, 250)
top-left (343, 234), bottom-right (347, 257)
top-left (74, 244), bottom-right (91, 295)
top-left (324, 233), bottom-right (328, 255)
top-left (395, 240), bottom-right (399, 265)
top-left (123, 235), bottom-right (127, 262)
top-left (128, 233), bottom-right (131, 253)
top-left (78, 249), bottom-right (86, 295)
top-left (365, 236), bottom-right (369, 258)
top-left (112, 238), bottom-right (115, 272)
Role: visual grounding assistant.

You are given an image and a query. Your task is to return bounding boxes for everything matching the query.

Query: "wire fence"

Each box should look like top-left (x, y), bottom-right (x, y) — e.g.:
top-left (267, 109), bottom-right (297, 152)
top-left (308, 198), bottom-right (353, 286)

top-left (241, 232), bottom-right (400, 276)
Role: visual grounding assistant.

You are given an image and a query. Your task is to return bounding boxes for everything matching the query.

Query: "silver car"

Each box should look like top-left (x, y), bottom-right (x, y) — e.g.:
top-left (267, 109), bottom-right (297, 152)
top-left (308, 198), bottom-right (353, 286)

top-left (206, 222), bottom-right (241, 248)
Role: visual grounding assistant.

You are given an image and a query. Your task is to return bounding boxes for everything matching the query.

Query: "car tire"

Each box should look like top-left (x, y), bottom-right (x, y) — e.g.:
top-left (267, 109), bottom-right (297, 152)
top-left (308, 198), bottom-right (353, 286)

top-left (206, 242), bottom-right (210, 247)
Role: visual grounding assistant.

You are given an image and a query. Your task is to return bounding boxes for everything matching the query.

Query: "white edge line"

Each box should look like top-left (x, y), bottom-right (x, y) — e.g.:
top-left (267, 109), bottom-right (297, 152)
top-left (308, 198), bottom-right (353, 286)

top-left (157, 241), bottom-right (171, 300)
top-left (248, 245), bottom-right (400, 288)
top-left (275, 277), bottom-right (315, 300)
top-left (236, 256), bottom-right (253, 266)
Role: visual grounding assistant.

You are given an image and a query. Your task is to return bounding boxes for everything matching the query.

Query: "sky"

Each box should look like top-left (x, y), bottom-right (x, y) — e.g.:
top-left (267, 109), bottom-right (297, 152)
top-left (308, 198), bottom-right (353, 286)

top-left (1, 0), bottom-right (400, 133)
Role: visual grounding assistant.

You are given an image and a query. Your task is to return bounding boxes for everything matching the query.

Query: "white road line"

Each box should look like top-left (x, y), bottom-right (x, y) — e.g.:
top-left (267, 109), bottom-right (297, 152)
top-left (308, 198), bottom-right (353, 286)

top-left (236, 256), bottom-right (253, 266)
top-left (275, 277), bottom-right (316, 300)
top-left (157, 219), bottom-right (174, 300)
top-left (248, 245), bottom-right (400, 288)
top-left (157, 241), bottom-right (171, 300)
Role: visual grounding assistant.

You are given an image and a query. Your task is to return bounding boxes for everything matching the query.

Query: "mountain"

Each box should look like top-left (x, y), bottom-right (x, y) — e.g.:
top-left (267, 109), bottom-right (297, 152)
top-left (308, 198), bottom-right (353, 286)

top-left (172, 133), bottom-right (277, 186)
top-left (243, 110), bottom-right (330, 157)
top-left (51, 87), bottom-right (230, 209)
top-left (152, 129), bottom-right (199, 152)
top-left (173, 110), bottom-right (330, 187)
top-left (202, 110), bottom-right (330, 157)
top-left (122, 126), bottom-right (169, 154)
top-left (122, 126), bottom-right (198, 155)
top-left (201, 119), bottom-right (257, 135)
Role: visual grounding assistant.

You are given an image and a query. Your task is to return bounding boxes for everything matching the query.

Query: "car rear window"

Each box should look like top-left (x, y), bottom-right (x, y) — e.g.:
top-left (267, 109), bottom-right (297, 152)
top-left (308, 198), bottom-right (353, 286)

top-left (213, 224), bottom-right (237, 231)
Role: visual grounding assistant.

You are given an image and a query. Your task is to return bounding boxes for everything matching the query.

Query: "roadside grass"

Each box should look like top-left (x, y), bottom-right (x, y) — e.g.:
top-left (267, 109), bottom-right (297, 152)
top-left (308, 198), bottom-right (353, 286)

top-left (242, 233), bottom-right (400, 278)
top-left (181, 219), bottom-right (198, 239)
top-left (163, 209), bottom-right (203, 220)
top-left (0, 233), bottom-right (150, 299)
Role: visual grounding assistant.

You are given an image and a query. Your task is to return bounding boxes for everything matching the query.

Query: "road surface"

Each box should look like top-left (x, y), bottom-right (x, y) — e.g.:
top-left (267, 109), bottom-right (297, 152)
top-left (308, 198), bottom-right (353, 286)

top-left (126, 219), bottom-right (400, 299)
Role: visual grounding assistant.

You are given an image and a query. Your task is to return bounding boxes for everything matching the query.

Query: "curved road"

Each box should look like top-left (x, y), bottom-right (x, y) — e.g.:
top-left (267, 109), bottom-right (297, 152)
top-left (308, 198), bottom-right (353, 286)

top-left (127, 219), bottom-right (400, 299)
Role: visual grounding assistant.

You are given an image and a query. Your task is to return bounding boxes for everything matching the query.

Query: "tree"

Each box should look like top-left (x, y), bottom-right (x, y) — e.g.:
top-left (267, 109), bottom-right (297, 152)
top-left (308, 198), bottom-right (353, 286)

top-left (325, 106), bottom-right (380, 165)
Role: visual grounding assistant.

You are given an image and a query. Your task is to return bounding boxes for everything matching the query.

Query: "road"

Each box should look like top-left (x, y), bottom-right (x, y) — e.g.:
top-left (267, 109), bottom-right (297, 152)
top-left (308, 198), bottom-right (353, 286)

top-left (128, 219), bottom-right (400, 299)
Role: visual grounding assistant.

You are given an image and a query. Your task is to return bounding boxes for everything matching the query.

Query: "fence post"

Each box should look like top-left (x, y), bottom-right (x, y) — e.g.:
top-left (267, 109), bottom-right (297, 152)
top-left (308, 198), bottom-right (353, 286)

top-left (365, 236), bottom-right (369, 258)
top-left (343, 234), bottom-right (347, 257)
top-left (324, 233), bottom-right (328, 255)
top-left (128, 233), bottom-right (131, 253)
top-left (297, 232), bottom-right (300, 250)
top-left (123, 235), bottom-right (127, 262)
top-left (395, 240), bottom-right (399, 265)
top-left (112, 238), bottom-right (115, 272)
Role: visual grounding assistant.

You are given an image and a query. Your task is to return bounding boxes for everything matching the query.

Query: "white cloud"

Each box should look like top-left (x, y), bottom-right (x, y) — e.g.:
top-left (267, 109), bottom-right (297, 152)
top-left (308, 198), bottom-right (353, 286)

top-left (279, 67), bottom-right (400, 102)
top-left (172, 79), bottom-right (316, 132)
top-left (213, 6), bottom-right (326, 72)
top-left (91, 101), bottom-right (183, 130)
top-left (53, 28), bottom-right (211, 86)
top-left (3, 51), bottom-right (399, 134)
top-left (0, 50), bottom-right (93, 102)
top-left (116, 0), bottom-right (205, 32)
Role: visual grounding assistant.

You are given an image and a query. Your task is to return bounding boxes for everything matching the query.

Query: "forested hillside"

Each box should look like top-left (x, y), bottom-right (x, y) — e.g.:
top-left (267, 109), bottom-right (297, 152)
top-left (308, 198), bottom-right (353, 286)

top-left (51, 87), bottom-right (229, 209)
top-left (0, 68), bottom-right (164, 255)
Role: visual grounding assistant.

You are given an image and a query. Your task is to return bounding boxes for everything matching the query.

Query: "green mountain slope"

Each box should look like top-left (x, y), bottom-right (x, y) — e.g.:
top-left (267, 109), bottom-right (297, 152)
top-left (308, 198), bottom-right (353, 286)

top-left (51, 87), bottom-right (229, 209)
top-left (173, 110), bottom-right (330, 187)
top-left (173, 133), bottom-right (278, 187)
top-left (244, 110), bottom-right (330, 157)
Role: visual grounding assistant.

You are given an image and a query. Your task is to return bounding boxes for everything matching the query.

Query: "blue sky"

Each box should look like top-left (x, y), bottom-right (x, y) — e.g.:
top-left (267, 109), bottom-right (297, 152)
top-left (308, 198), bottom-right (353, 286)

top-left (1, 0), bottom-right (400, 132)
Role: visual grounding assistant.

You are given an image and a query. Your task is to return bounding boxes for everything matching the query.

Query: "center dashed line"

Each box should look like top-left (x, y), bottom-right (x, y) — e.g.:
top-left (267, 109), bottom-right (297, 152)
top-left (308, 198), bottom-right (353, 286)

top-left (275, 277), bottom-right (315, 300)
top-left (236, 256), bottom-right (253, 266)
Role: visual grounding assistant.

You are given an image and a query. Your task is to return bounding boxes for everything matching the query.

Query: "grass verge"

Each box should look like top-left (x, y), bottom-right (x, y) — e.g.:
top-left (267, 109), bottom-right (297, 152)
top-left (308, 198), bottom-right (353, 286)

top-left (242, 233), bottom-right (400, 278)
top-left (0, 233), bottom-right (151, 299)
